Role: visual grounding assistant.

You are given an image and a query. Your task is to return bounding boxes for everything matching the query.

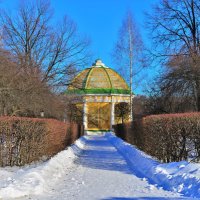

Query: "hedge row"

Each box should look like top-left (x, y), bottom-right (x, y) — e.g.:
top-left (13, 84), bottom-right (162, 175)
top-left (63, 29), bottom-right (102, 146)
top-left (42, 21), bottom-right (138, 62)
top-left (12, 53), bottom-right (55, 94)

top-left (0, 117), bottom-right (83, 167)
top-left (113, 113), bottom-right (200, 162)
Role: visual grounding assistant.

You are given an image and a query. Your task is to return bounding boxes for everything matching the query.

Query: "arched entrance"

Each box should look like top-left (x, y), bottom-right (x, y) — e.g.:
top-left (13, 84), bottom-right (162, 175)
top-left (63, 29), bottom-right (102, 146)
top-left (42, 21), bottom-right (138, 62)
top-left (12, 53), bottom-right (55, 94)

top-left (67, 59), bottom-right (132, 133)
top-left (87, 103), bottom-right (111, 130)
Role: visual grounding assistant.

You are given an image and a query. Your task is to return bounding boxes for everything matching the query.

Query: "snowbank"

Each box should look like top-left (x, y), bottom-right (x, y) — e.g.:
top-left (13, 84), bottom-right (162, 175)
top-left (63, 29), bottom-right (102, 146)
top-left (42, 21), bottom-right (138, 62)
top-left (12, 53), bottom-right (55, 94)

top-left (0, 136), bottom-right (86, 199)
top-left (106, 132), bottom-right (200, 198)
top-left (1, 133), bottom-right (200, 199)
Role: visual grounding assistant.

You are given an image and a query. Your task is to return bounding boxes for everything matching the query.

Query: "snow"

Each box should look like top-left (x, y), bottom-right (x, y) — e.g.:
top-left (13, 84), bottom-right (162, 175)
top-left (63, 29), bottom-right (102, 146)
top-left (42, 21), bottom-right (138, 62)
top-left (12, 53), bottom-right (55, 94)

top-left (0, 137), bottom-right (86, 199)
top-left (0, 132), bottom-right (199, 199)
top-left (107, 133), bottom-right (200, 198)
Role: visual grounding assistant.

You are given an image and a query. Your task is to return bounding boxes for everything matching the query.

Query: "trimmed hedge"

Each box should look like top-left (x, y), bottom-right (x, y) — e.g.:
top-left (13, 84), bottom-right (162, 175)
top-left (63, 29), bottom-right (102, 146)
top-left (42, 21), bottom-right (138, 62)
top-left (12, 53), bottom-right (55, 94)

top-left (0, 117), bottom-right (83, 167)
top-left (114, 120), bottom-right (144, 150)
top-left (113, 113), bottom-right (200, 162)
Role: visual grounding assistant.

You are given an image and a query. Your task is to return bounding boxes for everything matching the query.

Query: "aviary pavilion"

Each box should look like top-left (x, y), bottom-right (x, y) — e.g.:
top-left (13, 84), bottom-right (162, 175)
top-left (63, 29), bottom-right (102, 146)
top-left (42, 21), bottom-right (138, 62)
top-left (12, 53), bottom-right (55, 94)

top-left (67, 59), bottom-right (131, 132)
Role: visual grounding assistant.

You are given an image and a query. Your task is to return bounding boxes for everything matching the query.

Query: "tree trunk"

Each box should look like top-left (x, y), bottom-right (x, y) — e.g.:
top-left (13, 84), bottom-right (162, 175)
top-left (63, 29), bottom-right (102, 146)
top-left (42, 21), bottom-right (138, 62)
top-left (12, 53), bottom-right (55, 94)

top-left (194, 80), bottom-right (200, 111)
top-left (197, 90), bottom-right (200, 111)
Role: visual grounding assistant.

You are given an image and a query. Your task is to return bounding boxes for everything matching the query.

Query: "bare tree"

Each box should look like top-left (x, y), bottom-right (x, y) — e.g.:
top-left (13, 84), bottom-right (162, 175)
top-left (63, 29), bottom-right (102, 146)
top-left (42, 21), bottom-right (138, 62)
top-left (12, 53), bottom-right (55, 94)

top-left (112, 11), bottom-right (144, 120)
top-left (147, 0), bottom-right (200, 111)
top-left (0, 48), bottom-right (66, 118)
top-left (115, 102), bottom-right (130, 124)
top-left (0, 0), bottom-right (90, 88)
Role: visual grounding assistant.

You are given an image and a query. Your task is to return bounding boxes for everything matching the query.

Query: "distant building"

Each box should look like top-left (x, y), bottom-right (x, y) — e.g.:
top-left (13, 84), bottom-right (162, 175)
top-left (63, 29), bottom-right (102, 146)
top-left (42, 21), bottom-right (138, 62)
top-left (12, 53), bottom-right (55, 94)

top-left (67, 59), bottom-right (131, 133)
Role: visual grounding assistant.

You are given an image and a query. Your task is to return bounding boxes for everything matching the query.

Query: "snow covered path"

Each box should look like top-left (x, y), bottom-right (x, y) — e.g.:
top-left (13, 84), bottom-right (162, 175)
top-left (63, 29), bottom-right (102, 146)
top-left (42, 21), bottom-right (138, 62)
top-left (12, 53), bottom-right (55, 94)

top-left (21, 135), bottom-right (193, 200)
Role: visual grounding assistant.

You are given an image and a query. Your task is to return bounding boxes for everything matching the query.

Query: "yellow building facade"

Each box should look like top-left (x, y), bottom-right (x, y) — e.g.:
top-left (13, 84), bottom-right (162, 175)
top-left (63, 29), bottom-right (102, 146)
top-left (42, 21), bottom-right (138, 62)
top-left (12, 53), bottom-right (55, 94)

top-left (68, 60), bottom-right (131, 132)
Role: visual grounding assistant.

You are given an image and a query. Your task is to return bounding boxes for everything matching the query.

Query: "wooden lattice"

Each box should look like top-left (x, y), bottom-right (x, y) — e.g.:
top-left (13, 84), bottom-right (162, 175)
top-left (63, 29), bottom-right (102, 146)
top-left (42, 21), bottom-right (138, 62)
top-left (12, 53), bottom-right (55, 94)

top-left (87, 103), bottom-right (111, 130)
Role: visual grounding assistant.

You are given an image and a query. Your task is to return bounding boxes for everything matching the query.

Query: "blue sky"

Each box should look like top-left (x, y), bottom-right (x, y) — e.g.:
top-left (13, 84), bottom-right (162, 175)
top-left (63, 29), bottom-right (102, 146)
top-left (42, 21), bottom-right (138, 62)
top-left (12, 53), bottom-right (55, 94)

top-left (51, 0), bottom-right (156, 67)
top-left (0, 0), bottom-right (158, 93)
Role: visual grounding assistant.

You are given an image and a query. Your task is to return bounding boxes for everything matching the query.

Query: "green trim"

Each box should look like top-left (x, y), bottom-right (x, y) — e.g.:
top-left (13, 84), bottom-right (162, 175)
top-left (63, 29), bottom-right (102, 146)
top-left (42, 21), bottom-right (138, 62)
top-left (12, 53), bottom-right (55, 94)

top-left (66, 88), bottom-right (131, 95)
top-left (107, 67), bottom-right (130, 90)
top-left (84, 67), bottom-right (93, 88)
top-left (68, 66), bottom-right (132, 93)
top-left (102, 67), bottom-right (113, 88)
top-left (72, 68), bottom-right (90, 88)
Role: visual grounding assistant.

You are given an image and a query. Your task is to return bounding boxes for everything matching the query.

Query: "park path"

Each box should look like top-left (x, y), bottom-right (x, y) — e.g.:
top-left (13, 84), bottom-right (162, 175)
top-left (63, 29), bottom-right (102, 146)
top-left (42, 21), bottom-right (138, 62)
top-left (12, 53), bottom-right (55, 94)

top-left (22, 134), bottom-right (192, 200)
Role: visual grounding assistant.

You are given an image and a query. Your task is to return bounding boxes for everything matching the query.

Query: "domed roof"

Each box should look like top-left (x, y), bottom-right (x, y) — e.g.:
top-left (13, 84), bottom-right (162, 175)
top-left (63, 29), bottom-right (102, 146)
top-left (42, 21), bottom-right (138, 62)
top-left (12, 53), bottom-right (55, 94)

top-left (68, 60), bottom-right (130, 95)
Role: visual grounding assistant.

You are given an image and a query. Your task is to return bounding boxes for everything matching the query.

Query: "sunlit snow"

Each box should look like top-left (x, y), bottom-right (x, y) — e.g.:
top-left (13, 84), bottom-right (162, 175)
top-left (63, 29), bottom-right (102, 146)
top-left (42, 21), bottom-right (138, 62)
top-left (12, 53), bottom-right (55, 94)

top-left (0, 133), bottom-right (199, 199)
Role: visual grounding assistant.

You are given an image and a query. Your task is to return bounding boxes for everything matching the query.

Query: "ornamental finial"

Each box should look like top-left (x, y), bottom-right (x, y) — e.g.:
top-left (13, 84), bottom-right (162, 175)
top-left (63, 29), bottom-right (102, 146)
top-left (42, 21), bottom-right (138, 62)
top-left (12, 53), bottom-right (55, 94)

top-left (93, 59), bottom-right (107, 67)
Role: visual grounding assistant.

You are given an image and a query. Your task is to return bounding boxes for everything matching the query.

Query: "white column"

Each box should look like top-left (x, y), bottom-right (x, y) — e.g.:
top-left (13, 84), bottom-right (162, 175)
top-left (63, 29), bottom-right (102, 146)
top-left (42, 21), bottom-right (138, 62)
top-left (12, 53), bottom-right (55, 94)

top-left (83, 102), bottom-right (88, 132)
top-left (110, 102), bottom-right (115, 130)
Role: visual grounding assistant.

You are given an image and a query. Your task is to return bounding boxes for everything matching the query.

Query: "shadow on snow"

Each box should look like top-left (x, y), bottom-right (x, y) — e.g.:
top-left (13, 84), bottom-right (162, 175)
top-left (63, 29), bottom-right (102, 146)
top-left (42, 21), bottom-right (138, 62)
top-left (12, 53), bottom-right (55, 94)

top-left (102, 197), bottom-right (194, 200)
top-left (74, 136), bottom-right (132, 174)
top-left (74, 136), bottom-right (198, 199)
